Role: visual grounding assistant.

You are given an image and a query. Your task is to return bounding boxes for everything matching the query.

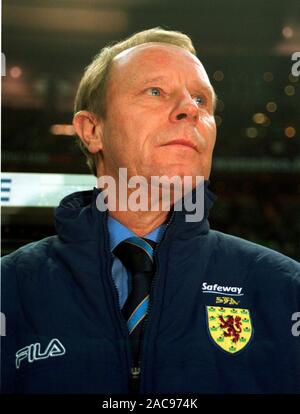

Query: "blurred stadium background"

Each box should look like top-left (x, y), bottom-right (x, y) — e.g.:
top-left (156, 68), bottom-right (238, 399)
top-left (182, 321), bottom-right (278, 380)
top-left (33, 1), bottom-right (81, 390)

top-left (1, 0), bottom-right (300, 260)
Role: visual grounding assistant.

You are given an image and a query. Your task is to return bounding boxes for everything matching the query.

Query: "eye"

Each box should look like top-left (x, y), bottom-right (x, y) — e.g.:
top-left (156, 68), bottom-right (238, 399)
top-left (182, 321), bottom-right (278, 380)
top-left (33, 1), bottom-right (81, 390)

top-left (193, 95), bottom-right (206, 106)
top-left (146, 87), bottom-right (161, 97)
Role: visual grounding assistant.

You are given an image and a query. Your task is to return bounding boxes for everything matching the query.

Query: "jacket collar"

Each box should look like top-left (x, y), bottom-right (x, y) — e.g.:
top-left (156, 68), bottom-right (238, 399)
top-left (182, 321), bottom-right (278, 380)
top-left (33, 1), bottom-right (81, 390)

top-left (169, 180), bottom-right (217, 238)
top-left (54, 180), bottom-right (217, 243)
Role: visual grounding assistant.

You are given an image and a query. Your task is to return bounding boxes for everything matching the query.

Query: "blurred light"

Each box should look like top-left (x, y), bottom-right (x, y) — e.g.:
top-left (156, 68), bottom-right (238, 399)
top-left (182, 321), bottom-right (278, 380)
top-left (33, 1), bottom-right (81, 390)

top-left (33, 79), bottom-right (48, 95)
top-left (4, 5), bottom-right (128, 34)
top-left (266, 102), bottom-right (277, 113)
top-left (213, 71), bottom-right (224, 81)
top-left (284, 85), bottom-right (295, 96)
top-left (262, 116), bottom-right (271, 127)
top-left (263, 72), bottom-right (273, 82)
top-left (216, 99), bottom-right (225, 112)
top-left (288, 73), bottom-right (298, 83)
top-left (50, 124), bottom-right (75, 136)
top-left (246, 127), bottom-right (258, 138)
top-left (282, 26), bottom-right (293, 39)
top-left (253, 113), bottom-right (266, 124)
top-left (10, 66), bottom-right (22, 78)
top-left (284, 126), bottom-right (296, 138)
top-left (271, 141), bottom-right (284, 154)
top-left (215, 115), bottom-right (222, 126)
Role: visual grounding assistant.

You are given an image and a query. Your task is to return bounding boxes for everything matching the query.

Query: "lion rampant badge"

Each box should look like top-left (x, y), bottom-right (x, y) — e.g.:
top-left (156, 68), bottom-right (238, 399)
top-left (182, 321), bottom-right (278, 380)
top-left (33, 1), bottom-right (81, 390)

top-left (206, 306), bottom-right (253, 353)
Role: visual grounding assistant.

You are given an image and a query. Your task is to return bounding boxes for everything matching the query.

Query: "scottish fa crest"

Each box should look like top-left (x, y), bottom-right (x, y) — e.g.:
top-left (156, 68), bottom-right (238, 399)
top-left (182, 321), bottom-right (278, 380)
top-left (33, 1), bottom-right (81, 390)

top-left (206, 306), bottom-right (253, 354)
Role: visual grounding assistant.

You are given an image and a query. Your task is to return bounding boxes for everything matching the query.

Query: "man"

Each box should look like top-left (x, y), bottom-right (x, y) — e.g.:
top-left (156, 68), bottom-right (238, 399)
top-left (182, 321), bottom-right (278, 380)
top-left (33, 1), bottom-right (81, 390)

top-left (1, 28), bottom-right (300, 394)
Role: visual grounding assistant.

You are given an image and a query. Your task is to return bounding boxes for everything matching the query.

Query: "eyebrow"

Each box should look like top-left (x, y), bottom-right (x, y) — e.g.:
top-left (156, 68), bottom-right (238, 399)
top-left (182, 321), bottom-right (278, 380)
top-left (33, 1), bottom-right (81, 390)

top-left (141, 76), bottom-right (217, 112)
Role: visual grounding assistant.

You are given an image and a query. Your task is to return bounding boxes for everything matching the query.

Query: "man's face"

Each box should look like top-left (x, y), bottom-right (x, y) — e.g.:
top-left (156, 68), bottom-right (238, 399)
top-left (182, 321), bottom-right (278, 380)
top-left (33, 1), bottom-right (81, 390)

top-left (99, 43), bottom-right (216, 184)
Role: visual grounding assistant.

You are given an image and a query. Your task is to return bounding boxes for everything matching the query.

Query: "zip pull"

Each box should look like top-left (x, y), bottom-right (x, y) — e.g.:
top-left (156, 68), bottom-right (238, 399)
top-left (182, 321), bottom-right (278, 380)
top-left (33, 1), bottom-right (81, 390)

top-left (129, 366), bottom-right (141, 393)
top-left (131, 366), bottom-right (140, 379)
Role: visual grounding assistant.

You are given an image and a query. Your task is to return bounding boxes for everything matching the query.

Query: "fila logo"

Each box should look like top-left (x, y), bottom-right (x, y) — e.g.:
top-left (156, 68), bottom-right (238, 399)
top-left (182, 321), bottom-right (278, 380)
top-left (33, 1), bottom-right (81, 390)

top-left (16, 338), bottom-right (66, 369)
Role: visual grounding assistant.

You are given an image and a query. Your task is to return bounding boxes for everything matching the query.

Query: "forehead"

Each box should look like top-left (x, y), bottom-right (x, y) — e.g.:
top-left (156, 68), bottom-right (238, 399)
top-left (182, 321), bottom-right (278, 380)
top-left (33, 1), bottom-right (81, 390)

top-left (110, 43), bottom-right (210, 86)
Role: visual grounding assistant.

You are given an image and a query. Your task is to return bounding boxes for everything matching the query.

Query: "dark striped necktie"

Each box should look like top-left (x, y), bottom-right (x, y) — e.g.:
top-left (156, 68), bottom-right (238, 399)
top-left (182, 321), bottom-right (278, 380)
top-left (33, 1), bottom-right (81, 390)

top-left (113, 236), bottom-right (156, 367)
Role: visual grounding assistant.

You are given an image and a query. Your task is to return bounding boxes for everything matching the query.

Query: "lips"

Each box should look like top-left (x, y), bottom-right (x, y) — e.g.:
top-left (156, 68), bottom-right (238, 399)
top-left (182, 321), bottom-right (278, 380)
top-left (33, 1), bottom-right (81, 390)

top-left (163, 139), bottom-right (198, 151)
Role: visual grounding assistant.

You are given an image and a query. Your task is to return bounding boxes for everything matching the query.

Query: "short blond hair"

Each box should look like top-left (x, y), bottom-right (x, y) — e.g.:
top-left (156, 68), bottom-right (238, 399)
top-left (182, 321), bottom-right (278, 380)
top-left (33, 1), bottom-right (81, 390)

top-left (74, 27), bottom-right (197, 176)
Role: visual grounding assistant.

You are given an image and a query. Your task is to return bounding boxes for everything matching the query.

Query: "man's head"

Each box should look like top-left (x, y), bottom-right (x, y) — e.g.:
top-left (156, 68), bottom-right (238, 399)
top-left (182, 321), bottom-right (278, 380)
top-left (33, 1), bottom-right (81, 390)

top-left (73, 27), bottom-right (217, 184)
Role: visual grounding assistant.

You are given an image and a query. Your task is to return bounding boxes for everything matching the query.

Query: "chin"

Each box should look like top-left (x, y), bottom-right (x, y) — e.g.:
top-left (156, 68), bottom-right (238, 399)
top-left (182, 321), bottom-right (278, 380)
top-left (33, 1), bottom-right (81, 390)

top-left (161, 166), bottom-right (206, 180)
top-left (145, 159), bottom-right (209, 182)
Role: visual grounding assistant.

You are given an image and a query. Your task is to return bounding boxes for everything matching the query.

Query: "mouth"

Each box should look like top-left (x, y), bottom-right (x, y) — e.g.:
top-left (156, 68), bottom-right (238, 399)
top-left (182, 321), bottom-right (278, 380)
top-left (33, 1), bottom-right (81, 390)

top-left (162, 139), bottom-right (198, 151)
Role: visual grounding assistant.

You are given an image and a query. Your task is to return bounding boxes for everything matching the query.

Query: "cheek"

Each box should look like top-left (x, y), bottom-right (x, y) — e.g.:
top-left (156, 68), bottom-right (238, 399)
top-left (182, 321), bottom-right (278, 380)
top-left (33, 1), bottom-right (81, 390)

top-left (103, 112), bottom-right (128, 148)
top-left (199, 115), bottom-right (217, 148)
top-left (112, 110), bottom-right (142, 144)
top-left (103, 116), bottom-right (146, 170)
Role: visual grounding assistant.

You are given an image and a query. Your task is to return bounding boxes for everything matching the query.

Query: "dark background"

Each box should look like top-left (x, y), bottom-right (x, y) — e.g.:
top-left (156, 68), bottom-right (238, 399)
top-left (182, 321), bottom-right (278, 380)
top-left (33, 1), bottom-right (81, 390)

top-left (1, 0), bottom-right (300, 260)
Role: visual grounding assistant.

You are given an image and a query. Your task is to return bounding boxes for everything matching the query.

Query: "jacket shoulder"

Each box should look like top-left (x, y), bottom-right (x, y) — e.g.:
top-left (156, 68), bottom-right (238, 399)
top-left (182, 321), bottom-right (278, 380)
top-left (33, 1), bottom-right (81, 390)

top-left (1, 236), bottom-right (57, 276)
top-left (211, 230), bottom-right (300, 279)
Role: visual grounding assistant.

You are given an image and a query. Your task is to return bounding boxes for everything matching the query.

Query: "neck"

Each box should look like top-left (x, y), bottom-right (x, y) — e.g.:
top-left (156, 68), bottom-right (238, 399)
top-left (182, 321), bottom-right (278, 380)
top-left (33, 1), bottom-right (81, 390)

top-left (98, 178), bottom-right (209, 236)
top-left (99, 179), bottom-right (180, 236)
top-left (108, 209), bottom-right (169, 237)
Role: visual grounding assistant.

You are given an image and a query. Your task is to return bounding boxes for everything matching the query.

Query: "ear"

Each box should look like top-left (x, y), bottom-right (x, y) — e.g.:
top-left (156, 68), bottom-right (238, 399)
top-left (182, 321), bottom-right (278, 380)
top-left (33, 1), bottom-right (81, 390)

top-left (73, 110), bottom-right (103, 154)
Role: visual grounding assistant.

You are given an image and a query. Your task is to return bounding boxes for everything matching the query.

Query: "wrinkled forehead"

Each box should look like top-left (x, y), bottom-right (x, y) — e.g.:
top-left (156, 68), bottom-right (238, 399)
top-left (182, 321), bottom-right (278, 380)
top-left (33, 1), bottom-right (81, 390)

top-left (111, 42), bottom-right (210, 84)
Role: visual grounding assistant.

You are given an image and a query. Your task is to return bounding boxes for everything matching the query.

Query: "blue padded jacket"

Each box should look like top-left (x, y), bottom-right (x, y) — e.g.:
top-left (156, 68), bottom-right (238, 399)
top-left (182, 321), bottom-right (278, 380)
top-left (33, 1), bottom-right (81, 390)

top-left (1, 184), bottom-right (300, 394)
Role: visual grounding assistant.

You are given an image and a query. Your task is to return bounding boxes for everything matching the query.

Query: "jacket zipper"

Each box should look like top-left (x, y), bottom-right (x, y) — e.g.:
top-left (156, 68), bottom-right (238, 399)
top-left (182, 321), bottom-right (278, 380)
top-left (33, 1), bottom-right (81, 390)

top-left (134, 210), bottom-right (176, 391)
top-left (102, 213), bottom-right (132, 389)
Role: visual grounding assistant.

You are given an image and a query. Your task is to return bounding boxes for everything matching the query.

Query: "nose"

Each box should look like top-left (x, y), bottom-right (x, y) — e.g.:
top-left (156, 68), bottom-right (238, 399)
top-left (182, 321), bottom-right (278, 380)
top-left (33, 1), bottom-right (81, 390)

top-left (169, 93), bottom-right (200, 125)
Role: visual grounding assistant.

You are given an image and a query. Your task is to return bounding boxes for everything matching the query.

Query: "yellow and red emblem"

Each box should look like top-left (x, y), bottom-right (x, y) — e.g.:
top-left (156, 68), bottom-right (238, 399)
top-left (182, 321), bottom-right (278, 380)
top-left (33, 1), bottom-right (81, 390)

top-left (206, 306), bottom-right (253, 354)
